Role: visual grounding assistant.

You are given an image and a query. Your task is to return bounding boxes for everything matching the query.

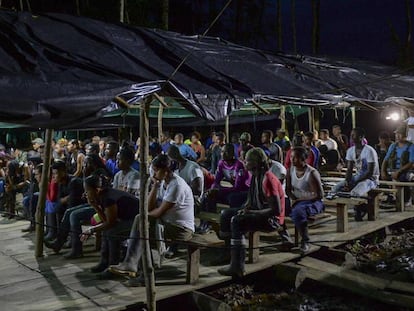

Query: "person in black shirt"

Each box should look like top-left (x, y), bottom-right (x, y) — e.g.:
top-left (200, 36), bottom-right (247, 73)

top-left (80, 175), bottom-right (139, 276)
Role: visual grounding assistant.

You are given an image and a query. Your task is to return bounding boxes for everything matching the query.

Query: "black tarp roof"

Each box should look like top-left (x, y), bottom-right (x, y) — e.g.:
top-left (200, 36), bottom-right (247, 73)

top-left (1, 11), bottom-right (414, 129)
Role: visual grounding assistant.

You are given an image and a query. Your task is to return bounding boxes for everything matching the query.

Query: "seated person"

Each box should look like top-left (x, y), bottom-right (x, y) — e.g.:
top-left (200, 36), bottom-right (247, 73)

top-left (45, 154), bottom-right (111, 259)
top-left (106, 155), bottom-right (195, 286)
top-left (286, 147), bottom-right (324, 254)
top-left (331, 128), bottom-right (379, 220)
top-left (218, 148), bottom-right (287, 278)
top-left (381, 124), bottom-right (414, 207)
top-left (198, 143), bottom-right (250, 234)
top-left (80, 174), bottom-right (139, 277)
top-left (284, 132), bottom-right (315, 170)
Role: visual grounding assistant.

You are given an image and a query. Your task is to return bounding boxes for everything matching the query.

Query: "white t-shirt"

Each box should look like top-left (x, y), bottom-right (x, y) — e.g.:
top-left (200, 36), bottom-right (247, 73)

top-left (345, 144), bottom-right (379, 182)
top-left (321, 137), bottom-right (338, 151)
top-left (177, 160), bottom-right (204, 197)
top-left (269, 160), bottom-right (287, 190)
top-left (113, 168), bottom-right (140, 196)
top-left (158, 173), bottom-right (195, 232)
top-left (405, 117), bottom-right (414, 143)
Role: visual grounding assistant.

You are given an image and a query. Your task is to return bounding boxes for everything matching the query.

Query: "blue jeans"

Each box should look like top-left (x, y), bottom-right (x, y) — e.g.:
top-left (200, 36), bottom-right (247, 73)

top-left (291, 200), bottom-right (324, 227)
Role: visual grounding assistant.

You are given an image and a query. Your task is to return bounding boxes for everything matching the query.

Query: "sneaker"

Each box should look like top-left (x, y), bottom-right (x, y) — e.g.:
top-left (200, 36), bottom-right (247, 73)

top-left (404, 201), bottom-right (412, 208)
top-left (196, 223), bottom-right (212, 235)
top-left (164, 245), bottom-right (178, 259)
top-left (300, 241), bottom-right (310, 254)
top-left (90, 262), bottom-right (108, 273)
top-left (108, 262), bottom-right (138, 277)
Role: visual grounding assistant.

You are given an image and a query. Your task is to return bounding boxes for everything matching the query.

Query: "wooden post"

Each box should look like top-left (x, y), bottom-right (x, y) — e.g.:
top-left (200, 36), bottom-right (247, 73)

top-left (336, 203), bottom-right (348, 233)
top-left (314, 107), bottom-right (320, 132)
top-left (248, 231), bottom-right (260, 263)
top-left (139, 97), bottom-right (156, 311)
top-left (280, 105), bottom-right (286, 130)
top-left (225, 115), bottom-right (229, 143)
top-left (308, 107), bottom-right (313, 132)
top-left (351, 107), bottom-right (356, 128)
top-left (158, 103), bottom-right (164, 144)
top-left (35, 129), bottom-right (53, 257)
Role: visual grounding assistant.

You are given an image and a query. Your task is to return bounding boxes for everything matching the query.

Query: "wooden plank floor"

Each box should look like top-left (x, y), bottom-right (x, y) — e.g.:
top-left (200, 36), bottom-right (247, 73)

top-left (1, 205), bottom-right (413, 311)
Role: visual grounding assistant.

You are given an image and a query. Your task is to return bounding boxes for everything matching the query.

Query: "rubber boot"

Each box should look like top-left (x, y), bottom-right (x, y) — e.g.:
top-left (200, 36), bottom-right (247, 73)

top-left (217, 244), bottom-right (245, 278)
top-left (63, 230), bottom-right (83, 259)
top-left (44, 228), bottom-right (68, 254)
top-left (91, 238), bottom-right (109, 273)
top-left (209, 238), bottom-right (231, 266)
top-left (44, 213), bottom-right (57, 241)
top-left (299, 222), bottom-right (310, 254)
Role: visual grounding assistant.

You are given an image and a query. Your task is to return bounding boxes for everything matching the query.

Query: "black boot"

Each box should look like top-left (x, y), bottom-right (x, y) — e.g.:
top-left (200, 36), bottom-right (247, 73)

top-left (299, 222), bottom-right (310, 254)
top-left (63, 230), bottom-right (83, 259)
top-left (209, 238), bottom-right (231, 266)
top-left (217, 245), bottom-right (245, 278)
top-left (44, 213), bottom-right (57, 241)
top-left (354, 204), bottom-right (367, 221)
top-left (91, 239), bottom-right (109, 273)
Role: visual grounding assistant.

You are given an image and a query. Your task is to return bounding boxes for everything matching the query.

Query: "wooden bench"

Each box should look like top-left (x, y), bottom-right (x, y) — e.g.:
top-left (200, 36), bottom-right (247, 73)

top-left (323, 197), bottom-right (368, 232)
top-left (196, 212), bottom-right (267, 265)
top-left (379, 180), bottom-right (414, 212)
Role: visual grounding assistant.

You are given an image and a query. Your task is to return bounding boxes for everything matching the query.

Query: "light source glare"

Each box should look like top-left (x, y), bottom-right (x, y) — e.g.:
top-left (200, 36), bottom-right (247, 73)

top-left (386, 112), bottom-right (400, 121)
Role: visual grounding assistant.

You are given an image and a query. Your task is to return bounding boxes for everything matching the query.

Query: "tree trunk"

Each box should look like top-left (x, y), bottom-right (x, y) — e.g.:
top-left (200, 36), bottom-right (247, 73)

top-left (139, 97), bottom-right (156, 311)
top-left (311, 0), bottom-right (320, 54)
top-left (276, 0), bottom-right (283, 50)
top-left (35, 129), bottom-right (53, 257)
top-left (161, 0), bottom-right (169, 30)
top-left (291, 0), bottom-right (297, 53)
top-left (120, 0), bottom-right (125, 23)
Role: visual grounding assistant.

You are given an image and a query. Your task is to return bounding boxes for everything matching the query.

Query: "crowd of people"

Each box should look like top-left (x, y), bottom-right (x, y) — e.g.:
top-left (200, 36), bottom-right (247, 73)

top-left (0, 120), bottom-right (411, 283)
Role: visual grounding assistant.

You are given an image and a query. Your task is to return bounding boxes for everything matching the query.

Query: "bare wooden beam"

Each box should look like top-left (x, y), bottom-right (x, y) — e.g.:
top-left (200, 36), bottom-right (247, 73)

top-left (113, 96), bottom-right (133, 109)
top-left (139, 97), bottom-right (156, 311)
top-left (35, 129), bottom-right (53, 257)
top-left (251, 99), bottom-right (270, 115)
top-left (153, 92), bottom-right (170, 108)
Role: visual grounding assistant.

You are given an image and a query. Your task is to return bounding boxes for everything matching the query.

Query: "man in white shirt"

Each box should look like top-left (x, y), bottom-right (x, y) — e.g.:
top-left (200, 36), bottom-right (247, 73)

top-left (113, 146), bottom-right (140, 196)
top-left (331, 127), bottom-right (379, 221)
top-left (319, 129), bottom-right (338, 151)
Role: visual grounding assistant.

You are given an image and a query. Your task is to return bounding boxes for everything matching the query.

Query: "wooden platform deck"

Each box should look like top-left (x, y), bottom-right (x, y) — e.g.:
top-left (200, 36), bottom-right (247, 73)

top-left (1, 205), bottom-right (414, 311)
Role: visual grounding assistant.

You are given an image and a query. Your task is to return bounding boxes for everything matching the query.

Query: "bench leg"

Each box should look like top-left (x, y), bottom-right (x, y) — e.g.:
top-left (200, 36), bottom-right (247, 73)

top-left (396, 186), bottom-right (404, 212)
top-left (248, 232), bottom-right (260, 263)
top-left (186, 245), bottom-right (200, 284)
top-left (336, 203), bottom-right (348, 233)
top-left (367, 194), bottom-right (380, 221)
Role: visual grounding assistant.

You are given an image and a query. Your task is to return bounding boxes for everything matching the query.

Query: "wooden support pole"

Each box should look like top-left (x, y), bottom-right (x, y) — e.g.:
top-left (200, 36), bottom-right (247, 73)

top-left (139, 97), bottom-right (156, 311)
top-left (308, 107), bottom-right (313, 132)
top-left (35, 129), bottom-right (53, 257)
top-left (314, 107), bottom-right (320, 131)
top-left (157, 103), bottom-right (164, 143)
top-left (280, 105), bottom-right (286, 130)
top-left (351, 106), bottom-right (356, 128)
top-left (225, 115), bottom-right (229, 143)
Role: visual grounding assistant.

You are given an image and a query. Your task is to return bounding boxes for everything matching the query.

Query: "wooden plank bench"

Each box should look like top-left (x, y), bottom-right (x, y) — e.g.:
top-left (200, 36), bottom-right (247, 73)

top-left (323, 197), bottom-right (368, 232)
top-left (379, 180), bottom-right (414, 212)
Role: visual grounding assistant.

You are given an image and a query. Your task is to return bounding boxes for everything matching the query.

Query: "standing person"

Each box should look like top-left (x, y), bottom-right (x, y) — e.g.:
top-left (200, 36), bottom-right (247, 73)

top-left (332, 125), bottom-right (349, 159)
top-left (404, 109), bottom-right (414, 143)
top-left (331, 128), bottom-right (379, 220)
top-left (21, 162), bottom-right (42, 232)
top-left (107, 155), bottom-right (194, 285)
top-left (217, 148), bottom-right (287, 278)
top-left (286, 147), bottom-right (324, 254)
top-left (381, 124), bottom-right (414, 207)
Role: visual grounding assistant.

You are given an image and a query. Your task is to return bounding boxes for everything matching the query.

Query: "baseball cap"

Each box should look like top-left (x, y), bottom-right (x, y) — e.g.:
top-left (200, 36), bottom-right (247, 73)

top-left (32, 138), bottom-right (44, 145)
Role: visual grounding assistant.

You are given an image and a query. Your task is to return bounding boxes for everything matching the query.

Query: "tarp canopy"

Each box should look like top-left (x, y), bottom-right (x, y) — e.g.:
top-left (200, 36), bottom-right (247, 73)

top-left (1, 11), bottom-right (414, 129)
